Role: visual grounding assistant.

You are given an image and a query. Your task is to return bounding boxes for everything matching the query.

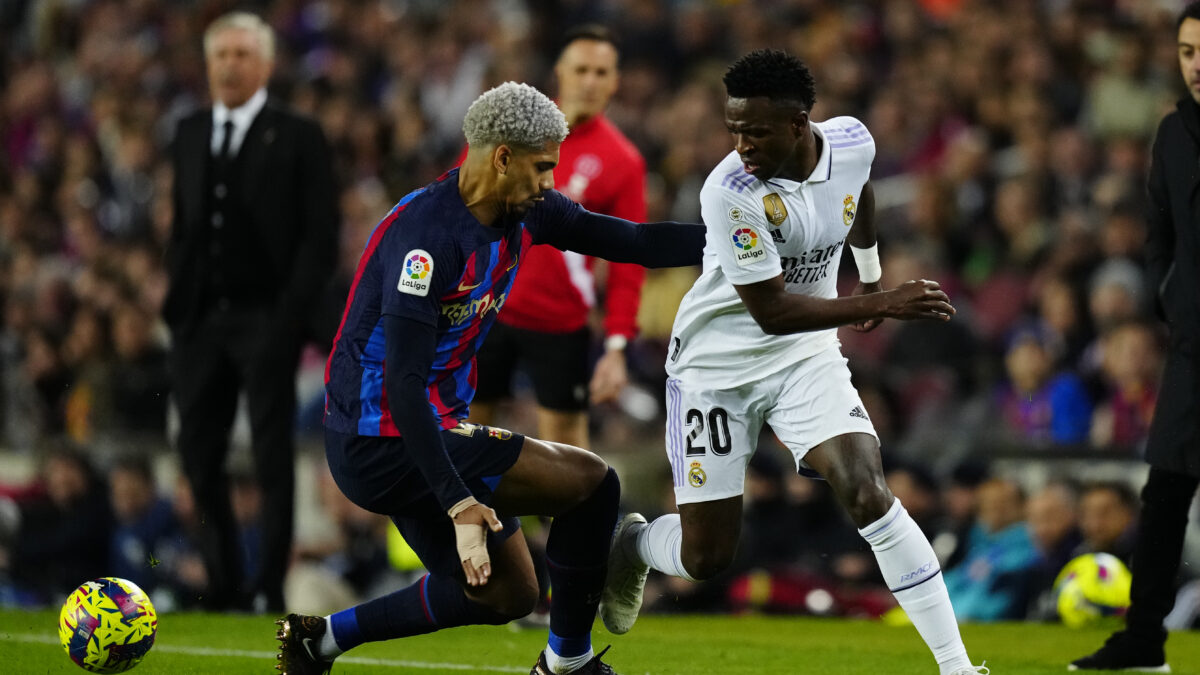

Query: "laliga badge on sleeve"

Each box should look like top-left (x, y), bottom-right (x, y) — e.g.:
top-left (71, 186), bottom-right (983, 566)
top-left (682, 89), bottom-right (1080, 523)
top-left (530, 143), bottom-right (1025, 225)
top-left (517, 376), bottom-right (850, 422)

top-left (398, 249), bottom-right (434, 296)
top-left (730, 225), bottom-right (766, 267)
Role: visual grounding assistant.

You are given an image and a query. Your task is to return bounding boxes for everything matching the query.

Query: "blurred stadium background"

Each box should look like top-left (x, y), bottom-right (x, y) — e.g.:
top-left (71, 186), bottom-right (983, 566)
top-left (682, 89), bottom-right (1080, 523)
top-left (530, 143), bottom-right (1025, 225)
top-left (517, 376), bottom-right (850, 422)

top-left (1, 0), bottom-right (1199, 641)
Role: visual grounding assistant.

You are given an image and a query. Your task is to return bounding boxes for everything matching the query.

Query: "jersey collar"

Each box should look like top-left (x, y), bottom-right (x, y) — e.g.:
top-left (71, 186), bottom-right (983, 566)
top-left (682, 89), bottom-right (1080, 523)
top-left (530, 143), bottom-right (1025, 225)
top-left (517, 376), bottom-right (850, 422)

top-left (763, 123), bottom-right (833, 192)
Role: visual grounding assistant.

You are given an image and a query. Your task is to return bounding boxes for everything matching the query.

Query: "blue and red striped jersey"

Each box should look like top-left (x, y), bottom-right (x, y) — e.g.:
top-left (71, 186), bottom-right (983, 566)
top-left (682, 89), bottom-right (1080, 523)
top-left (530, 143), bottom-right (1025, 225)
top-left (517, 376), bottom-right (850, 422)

top-left (323, 169), bottom-right (586, 437)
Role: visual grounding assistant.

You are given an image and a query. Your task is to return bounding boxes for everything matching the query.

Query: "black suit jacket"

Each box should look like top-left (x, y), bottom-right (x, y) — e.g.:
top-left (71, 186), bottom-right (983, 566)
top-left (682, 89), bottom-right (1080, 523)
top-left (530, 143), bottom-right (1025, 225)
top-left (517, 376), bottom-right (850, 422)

top-left (164, 100), bottom-right (338, 341)
top-left (1143, 98), bottom-right (1200, 476)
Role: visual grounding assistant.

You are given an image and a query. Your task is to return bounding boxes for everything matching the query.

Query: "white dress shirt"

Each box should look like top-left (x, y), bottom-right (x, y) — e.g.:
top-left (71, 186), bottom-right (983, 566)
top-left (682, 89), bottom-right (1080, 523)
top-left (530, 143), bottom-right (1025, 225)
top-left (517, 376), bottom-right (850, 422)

top-left (211, 88), bottom-right (268, 157)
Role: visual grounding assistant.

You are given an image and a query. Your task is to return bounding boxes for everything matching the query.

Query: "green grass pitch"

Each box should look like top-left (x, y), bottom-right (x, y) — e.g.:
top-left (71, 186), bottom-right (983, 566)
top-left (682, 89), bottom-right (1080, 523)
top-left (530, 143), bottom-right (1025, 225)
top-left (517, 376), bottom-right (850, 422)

top-left (4, 608), bottom-right (1200, 674)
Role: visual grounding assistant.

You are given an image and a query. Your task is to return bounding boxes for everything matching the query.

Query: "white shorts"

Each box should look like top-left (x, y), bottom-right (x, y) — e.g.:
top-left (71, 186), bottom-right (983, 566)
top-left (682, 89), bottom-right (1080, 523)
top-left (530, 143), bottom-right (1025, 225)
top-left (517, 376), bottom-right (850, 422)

top-left (664, 345), bottom-right (877, 505)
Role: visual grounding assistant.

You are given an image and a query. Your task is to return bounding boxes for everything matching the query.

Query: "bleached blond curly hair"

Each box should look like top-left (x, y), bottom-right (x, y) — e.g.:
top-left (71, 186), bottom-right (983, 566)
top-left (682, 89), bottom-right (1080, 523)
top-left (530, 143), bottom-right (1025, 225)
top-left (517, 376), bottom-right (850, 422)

top-left (462, 82), bottom-right (568, 149)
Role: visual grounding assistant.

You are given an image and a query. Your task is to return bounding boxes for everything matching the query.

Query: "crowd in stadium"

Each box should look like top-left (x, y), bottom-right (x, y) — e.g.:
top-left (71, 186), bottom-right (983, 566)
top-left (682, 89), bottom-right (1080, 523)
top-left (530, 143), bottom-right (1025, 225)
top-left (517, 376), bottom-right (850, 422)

top-left (0, 0), bottom-right (1192, 626)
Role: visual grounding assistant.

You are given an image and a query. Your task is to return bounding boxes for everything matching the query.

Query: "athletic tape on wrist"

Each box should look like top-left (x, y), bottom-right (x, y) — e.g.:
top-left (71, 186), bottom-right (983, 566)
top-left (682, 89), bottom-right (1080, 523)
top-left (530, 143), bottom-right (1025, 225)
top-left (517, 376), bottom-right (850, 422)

top-left (851, 244), bottom-right (882, 284)
top-left (447, 496), bottom-right (479, 519)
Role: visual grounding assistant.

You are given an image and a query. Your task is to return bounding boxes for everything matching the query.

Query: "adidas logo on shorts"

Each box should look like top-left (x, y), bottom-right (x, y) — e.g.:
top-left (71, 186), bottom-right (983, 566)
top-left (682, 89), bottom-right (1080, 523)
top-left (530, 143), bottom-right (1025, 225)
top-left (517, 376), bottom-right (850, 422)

top-left (849, 406), bottom-right (869, 420)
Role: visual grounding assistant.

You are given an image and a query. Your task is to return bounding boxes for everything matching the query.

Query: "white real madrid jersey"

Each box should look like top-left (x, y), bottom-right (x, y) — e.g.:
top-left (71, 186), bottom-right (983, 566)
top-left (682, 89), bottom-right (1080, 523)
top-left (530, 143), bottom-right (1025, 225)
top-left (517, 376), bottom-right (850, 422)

top-left (666, 116), bottom-right (875, 387)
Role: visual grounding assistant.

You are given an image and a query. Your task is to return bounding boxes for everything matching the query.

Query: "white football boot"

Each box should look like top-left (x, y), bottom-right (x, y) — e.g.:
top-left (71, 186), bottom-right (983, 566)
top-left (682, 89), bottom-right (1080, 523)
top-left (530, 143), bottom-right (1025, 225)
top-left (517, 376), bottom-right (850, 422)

top-left (598, 513), bottom-right (649, 635)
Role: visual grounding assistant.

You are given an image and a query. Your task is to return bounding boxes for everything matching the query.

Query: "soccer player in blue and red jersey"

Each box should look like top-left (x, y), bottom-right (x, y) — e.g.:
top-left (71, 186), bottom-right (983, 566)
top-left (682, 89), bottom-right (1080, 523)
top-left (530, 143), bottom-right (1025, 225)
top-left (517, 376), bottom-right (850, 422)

top-left (273, 82), bottom-right (704, 675)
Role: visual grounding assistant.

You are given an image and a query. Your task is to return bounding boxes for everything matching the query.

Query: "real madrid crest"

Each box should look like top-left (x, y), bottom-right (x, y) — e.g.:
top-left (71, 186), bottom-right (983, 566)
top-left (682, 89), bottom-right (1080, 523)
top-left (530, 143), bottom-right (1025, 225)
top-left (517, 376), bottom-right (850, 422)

top-left (762, 193), bottom-right (788, 227)
top-left (688, 461), bottom-right (707, 488)
top-left (843, 194), bottom-right (857, 227)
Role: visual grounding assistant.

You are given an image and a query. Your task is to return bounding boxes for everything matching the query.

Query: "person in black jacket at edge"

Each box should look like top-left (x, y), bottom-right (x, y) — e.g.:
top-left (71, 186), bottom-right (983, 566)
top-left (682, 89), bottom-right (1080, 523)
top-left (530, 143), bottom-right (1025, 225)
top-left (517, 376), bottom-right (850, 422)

top-left (163, 11), bottom-right (338, 614)
top-left (1070, 3), bottom-right (1200, 671)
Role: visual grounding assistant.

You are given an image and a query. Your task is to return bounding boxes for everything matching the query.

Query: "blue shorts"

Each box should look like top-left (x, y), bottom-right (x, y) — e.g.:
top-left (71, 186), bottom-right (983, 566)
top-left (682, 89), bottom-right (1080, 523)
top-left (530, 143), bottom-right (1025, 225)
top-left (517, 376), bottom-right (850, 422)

top-left (325, 423), bottom-right (525, 577)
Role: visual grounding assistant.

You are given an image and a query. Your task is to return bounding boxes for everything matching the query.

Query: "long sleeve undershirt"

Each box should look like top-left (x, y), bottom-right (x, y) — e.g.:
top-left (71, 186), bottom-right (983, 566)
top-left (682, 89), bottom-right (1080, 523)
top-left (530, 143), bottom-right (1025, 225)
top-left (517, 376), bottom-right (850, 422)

top-left (383, 314), bottom-right (472, 511)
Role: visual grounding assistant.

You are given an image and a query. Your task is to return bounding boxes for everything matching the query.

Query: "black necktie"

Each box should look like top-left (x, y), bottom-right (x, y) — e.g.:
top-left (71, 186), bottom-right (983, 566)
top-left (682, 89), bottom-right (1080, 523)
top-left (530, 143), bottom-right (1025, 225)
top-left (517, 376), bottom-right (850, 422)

top-left (218, 120), bottom-right (234, 160)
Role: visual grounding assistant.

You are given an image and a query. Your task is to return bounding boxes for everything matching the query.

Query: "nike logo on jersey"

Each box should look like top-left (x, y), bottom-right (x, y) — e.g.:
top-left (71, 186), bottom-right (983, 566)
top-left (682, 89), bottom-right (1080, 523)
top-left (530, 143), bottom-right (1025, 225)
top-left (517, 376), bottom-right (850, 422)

top-left (457, 280), bottom-right (482, 292)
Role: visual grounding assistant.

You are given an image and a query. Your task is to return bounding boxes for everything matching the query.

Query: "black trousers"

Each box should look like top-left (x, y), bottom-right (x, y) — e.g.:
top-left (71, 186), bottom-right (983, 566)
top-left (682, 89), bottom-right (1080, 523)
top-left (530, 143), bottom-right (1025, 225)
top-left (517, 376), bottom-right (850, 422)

top-left (171, 306), bottom-right (301, 611)
top-left (1126, 465), bottom-right (1200, 642)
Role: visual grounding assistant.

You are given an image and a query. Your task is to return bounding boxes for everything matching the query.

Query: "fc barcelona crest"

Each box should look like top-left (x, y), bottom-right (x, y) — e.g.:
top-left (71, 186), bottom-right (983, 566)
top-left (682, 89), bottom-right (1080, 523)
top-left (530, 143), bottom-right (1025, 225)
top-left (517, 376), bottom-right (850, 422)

top-left (843, 194), bottom-right (857, 227)
top-left (762, 193), bottom-right (788, 227)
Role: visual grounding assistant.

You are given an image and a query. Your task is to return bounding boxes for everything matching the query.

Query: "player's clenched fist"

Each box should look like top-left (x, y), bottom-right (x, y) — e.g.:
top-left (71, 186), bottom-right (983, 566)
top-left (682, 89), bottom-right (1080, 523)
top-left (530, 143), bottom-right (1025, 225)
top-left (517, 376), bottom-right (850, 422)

top-left (448, 496), bottom-right (504, 586)
top-left (884, 279), bottom-right (956, 321)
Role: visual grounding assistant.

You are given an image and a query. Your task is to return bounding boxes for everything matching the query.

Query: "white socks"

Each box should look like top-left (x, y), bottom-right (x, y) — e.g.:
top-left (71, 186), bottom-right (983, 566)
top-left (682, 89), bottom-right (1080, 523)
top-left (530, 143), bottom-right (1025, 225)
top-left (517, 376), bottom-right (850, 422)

top-left (631, 513), bottom-right (697, 582)
top-left (544, 646), bottom-right (594, 673)
top-left (859, 499), bottom-right (972, 675)
top-left (320, 616), bottom-right (343, 659)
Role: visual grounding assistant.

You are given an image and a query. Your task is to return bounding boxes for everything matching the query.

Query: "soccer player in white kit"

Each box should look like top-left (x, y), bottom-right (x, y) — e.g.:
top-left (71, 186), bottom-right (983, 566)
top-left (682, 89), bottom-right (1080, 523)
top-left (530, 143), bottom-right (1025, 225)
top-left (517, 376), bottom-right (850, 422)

top-left (599, 50), bottom-right (988, 675)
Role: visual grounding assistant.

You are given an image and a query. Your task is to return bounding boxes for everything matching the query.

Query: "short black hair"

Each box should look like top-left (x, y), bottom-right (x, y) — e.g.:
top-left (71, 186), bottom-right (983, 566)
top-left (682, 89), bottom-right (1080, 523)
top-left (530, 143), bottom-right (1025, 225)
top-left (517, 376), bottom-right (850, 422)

top-left (723, 49), bottom-right (816, 110)
top-left (1180, 1), bottom-right (1200, 28)
top-left (558, 24), bottom-right (618, 58)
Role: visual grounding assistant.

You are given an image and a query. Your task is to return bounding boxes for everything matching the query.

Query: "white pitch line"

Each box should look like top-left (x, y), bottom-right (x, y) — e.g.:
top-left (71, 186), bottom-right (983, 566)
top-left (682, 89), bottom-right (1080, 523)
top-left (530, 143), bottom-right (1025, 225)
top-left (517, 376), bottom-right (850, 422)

top-left (4, 632), bottom-right (528, 672)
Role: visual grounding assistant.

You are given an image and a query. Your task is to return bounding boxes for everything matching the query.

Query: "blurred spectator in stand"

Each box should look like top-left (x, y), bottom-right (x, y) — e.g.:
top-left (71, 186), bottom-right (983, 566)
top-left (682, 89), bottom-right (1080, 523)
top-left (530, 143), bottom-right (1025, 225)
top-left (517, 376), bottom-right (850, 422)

top-left (107, 302), bottom-right (170, 442)
top-left (1079, 257), bottom-right (1150, 373)
top-left (1090, 320), bottom-right (1162, 452)
top-left (990, 324), bottom-right (1093, 448)
top-left (1078, 481), bottom-right (1138, 563)
top-left (5, 447), bottom-right (111, 605)
top-left (108, 456), bottom-right (185, 600)
top-left (1031, 273), bottom-right (1093, 373)
top-left (934, 460), bottom-right (990, 571)
top-left (1084, 26), bottom-right (1169, 143)
top-left (60, 305), bottom-right (113, 446)
top-left (7, 326), bottom-right (72, 450)
top-left (943, 477), bottom-right (1040, 621)
top-left (1088, 258), bottom-right (1148, 334)
top-left (1024, 479), bottom-right (1083, 621)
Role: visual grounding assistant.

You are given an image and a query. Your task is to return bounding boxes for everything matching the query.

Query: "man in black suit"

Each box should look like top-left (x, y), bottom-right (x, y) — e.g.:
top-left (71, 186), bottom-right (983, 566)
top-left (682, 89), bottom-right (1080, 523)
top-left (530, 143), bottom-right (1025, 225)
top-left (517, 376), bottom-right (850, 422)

top-left (1070, 3), bottom-right (1200, 671)
top-left (164, 11), bottom-right (337, 613)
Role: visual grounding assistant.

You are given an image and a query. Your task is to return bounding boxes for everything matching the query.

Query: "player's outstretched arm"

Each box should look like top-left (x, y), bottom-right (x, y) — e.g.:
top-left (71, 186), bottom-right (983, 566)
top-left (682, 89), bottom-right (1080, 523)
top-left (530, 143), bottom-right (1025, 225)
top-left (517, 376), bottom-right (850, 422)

top-left (532, 193), bottom-right (706, 268)
top-left (734, 275), bottom-right (955, 335)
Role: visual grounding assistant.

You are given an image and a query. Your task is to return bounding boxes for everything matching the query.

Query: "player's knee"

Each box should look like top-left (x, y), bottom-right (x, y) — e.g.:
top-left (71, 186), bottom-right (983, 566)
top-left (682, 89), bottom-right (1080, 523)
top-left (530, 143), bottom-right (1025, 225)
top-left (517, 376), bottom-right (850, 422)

top-left (844, 481), bottom-right (893, 528)
top-left (681, 545), bottom-right (734, 581)
top-left (570, 453), bottom-right (613, 503)
top-left (589, 466), bottom-right (620, 504)
top-left (471, 578), bottom-right (540, 622)
top-left (499, 580), bottom-right (541, 620)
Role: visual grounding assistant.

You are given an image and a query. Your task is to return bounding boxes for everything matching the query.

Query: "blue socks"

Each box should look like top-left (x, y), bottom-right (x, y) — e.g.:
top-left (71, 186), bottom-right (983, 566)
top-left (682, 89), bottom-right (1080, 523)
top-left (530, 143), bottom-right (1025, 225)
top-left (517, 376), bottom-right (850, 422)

top-left (330, 572), bottom-right (509, 651)
top-left (544, 467), bottom-right (620, 660)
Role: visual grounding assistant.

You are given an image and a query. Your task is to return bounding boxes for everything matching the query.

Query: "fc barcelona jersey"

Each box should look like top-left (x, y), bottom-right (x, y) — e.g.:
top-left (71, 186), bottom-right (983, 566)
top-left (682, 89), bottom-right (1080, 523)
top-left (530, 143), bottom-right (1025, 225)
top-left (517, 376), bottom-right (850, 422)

top-left (324, 169), bottom-right (586, 436)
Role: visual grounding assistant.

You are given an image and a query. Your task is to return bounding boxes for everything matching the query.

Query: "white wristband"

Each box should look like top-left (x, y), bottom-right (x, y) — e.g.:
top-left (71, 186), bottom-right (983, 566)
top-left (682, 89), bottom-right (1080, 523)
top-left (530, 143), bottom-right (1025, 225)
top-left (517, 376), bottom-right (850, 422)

top-left (604, 334), bottom-right (628, 352)
top-left (850, 244), bottom-right (882, 284)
